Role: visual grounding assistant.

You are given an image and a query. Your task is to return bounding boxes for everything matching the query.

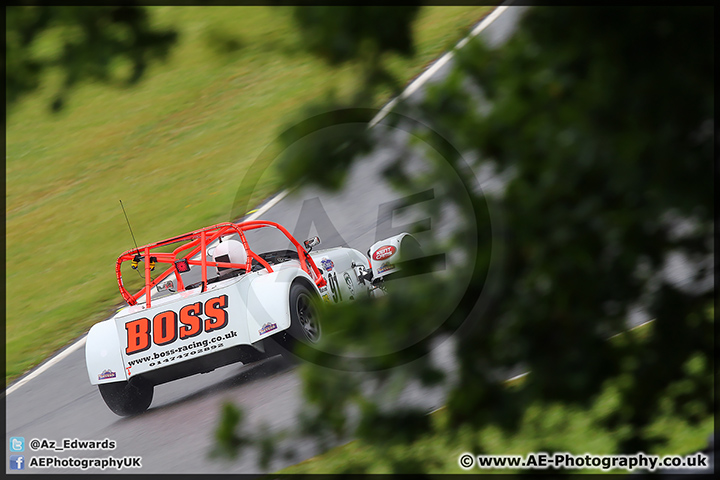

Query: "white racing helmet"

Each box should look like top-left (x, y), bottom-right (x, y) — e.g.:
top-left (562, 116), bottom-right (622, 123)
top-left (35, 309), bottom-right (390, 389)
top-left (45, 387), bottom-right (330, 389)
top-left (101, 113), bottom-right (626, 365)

top-left (212, 238), bottom-right (247, 273)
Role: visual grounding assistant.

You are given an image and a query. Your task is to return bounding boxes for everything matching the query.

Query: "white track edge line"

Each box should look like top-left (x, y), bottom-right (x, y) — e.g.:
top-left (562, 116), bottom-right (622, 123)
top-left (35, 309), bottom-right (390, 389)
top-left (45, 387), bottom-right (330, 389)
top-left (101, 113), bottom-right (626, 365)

top-left (368, 5), bottom-right (509, 128)
top-left (245, 189), bottom-right (290, 222)
top-left (5, 6), bottom-right (511, 397)
top-left (5, 337), bottom-right (87, 397)
top-left (608, 318), bottom-right (656, 339)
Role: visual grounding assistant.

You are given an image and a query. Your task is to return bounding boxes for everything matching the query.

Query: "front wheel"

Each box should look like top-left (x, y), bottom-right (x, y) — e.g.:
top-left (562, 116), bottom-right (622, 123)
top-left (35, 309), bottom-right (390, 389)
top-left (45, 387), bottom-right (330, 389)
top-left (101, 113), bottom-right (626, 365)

top-left (275, 283), bottom-right (321, 361)
top-left (98, 377), bottom-right (154, 416)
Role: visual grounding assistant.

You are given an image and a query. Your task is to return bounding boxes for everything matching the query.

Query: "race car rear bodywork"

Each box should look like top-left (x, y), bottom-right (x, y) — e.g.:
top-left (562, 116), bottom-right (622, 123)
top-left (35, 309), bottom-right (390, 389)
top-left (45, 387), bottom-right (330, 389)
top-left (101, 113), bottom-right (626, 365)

top-left (87, 264), bottom-right (317, 384)
top-left (86, 219), bottom-right (414, 414)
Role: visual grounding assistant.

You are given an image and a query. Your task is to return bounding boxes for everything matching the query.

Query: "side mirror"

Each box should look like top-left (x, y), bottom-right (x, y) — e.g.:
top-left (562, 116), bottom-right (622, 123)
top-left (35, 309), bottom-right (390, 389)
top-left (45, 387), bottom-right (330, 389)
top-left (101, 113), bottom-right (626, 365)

top-left (304, 236), bottom-right (321, 251)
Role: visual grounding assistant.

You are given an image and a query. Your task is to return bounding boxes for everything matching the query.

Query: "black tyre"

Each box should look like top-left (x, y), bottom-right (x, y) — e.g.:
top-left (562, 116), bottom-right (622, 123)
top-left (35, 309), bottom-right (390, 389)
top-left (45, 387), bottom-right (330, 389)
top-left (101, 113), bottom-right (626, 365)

top-left (98, 377), bottom-right (154, 416)
top-left (275, 282), bottom-right (321, 361)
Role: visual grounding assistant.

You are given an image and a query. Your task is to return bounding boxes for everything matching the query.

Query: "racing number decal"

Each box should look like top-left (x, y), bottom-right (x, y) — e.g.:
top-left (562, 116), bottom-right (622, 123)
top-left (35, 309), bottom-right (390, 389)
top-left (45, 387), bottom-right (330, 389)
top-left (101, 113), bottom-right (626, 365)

top-left (125, 295), bottom-right (229, 355)
top-left (327, 272), bottom-right (342, 303)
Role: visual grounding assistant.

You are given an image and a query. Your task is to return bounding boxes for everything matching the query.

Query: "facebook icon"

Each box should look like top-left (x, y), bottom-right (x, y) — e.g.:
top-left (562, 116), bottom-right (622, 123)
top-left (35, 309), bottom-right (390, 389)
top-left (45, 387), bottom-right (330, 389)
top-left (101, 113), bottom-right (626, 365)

top-left (10, 455), bottom-right (24, 470)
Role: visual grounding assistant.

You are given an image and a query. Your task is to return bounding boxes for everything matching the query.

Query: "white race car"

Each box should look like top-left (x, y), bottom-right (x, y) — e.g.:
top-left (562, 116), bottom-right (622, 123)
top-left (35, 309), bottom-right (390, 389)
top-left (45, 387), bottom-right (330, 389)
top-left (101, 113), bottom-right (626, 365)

top-left (85, 220), bottom-right (417, 415)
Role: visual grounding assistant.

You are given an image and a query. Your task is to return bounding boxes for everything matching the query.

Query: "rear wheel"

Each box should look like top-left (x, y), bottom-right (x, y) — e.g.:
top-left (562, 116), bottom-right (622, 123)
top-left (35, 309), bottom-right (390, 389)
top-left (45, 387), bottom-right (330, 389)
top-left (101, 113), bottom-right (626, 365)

top-left (276, 283), bottom-right (321, 361)
top-left (98, 377), bottom-right (153, 416)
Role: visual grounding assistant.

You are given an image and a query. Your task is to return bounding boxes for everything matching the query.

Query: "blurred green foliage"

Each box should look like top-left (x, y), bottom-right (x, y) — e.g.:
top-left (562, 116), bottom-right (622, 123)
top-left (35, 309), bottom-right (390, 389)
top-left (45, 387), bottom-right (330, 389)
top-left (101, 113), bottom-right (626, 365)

top-left (422, 7), bottom-right (714, 455)
top-left (275, 6), bottom-right (423, 190)
top-left (293, 6), bottom-right (420, 98)
top-left (6, 6), bottom-right (177, 113)
top-left (280, 324), bottom-right (714, 473)
top-left (213, 6), bottom-right (714, 472)
top-left (293, 6), bottom-right (420, 65)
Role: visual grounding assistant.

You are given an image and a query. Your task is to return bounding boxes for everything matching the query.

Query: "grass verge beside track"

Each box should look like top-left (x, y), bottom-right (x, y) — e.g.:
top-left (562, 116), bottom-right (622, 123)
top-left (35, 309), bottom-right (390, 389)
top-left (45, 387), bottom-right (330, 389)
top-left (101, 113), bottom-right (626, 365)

top-left (5, 6), bottom-right (494, 384)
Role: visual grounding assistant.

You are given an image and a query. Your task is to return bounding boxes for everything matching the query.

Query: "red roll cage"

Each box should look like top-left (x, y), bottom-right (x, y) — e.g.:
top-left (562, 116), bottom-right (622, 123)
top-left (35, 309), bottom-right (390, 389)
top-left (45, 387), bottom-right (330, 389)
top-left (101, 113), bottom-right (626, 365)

top-left (116, 220), bottom-right (326, 308)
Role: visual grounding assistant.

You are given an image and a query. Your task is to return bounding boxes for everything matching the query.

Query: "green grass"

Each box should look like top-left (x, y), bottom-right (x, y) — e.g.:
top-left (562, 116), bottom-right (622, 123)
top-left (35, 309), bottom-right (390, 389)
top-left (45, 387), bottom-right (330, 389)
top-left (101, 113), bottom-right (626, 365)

top-left (278, 321), bottom-right (713, 474)
top-left (5, 6), bottom-right (494, 383)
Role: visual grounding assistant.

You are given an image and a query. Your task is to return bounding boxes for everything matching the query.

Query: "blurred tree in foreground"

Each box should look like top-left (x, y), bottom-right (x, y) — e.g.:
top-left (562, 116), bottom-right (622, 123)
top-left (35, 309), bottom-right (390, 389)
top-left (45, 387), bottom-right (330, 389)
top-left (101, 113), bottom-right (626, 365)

top-left (6, 6), bottom-right (177, 114)
top-left (270, 6), bottom-right (422, 191)
top-left (216, 6), bottom-right (713, 472)
top-left (294, 6), bottom-right (420, 96)
top-left (415, 5), bottom-right (714, 456)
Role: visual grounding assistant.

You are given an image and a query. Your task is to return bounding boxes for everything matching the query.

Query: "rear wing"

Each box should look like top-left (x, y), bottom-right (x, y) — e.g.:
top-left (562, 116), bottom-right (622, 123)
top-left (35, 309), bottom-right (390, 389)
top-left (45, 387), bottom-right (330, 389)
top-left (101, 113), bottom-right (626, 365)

top-left (116, 221), bottom-right (326, 308)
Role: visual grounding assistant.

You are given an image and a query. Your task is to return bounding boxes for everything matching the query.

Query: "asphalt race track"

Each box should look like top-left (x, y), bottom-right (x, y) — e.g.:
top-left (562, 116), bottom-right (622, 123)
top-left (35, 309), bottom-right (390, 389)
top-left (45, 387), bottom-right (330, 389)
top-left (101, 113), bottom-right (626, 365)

top-left (4, 6), bottom-right (672, 475)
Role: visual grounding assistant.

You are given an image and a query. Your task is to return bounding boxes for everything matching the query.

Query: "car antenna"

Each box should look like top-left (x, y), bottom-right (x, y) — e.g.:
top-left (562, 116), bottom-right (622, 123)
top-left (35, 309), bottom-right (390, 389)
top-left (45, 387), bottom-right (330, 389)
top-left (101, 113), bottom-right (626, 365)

top-left (119, 200), bottom-right (147, 276)
top-left (119, 200), bottom-right (140, 254)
